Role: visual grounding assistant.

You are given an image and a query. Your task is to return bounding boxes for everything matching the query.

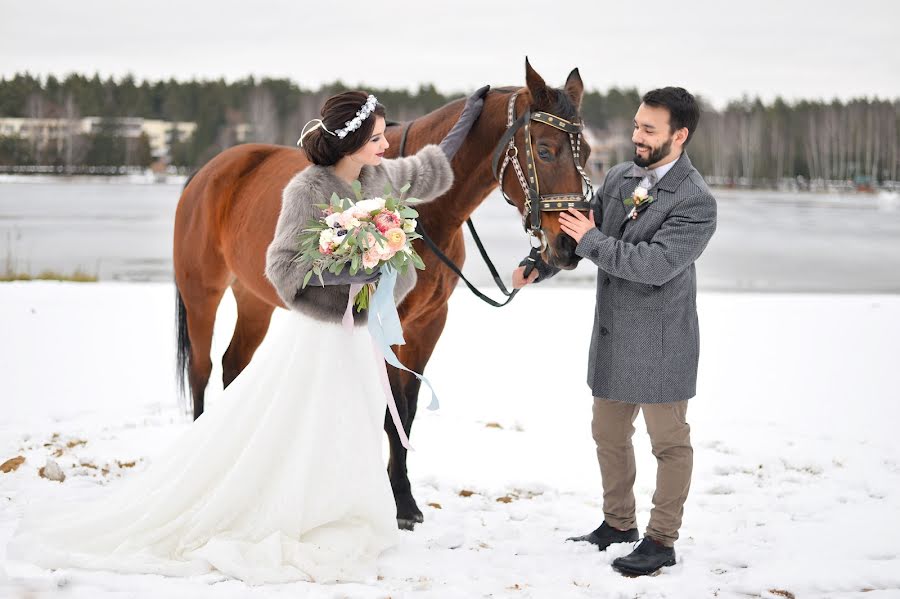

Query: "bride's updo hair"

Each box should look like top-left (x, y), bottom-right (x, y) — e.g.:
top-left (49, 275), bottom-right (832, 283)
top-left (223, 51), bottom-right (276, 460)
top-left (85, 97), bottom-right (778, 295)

top-left (302, 91), bottom-right (387, 166)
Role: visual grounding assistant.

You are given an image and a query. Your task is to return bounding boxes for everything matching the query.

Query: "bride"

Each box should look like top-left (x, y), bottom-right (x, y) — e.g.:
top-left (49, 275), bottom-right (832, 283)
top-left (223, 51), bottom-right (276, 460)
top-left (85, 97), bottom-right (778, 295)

top-left (8, 86), bottom-right (489, 585)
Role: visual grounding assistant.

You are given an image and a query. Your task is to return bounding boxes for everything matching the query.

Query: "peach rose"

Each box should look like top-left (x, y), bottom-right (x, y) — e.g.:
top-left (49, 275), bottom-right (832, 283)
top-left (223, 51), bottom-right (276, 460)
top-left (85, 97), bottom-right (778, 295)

top-left (384, 227), bottom-right (407, 253)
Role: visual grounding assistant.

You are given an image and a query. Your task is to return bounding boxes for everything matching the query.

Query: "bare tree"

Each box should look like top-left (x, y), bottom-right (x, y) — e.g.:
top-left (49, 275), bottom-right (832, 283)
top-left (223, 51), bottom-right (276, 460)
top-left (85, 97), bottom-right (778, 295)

top-left (63, 93), bottom-right (84, 172)
top-left (246, 87), bottom-right (279, 144)
top-left (26, 92), bottom-right (46, 164)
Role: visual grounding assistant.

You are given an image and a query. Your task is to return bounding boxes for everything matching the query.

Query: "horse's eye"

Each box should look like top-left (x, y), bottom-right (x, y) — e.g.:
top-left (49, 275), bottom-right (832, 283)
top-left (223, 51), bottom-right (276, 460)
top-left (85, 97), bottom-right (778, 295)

top-left (537, 147), bottom-right (553, 161)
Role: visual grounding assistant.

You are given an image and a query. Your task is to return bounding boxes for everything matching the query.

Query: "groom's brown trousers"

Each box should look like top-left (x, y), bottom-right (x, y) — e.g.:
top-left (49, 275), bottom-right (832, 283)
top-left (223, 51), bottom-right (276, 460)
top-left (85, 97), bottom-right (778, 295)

top-left (591, 397), bottom-right (692, 547)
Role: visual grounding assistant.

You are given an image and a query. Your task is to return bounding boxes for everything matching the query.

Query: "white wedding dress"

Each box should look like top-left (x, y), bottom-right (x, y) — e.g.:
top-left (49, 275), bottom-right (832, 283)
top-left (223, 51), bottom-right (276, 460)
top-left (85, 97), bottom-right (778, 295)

top-left (9, 311), bottom-right (399, 585)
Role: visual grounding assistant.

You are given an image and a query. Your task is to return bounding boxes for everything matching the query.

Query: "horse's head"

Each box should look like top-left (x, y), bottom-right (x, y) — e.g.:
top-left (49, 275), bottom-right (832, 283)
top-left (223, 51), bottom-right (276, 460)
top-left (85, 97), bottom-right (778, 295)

top-left (493, 59), bottom-right (592, 270)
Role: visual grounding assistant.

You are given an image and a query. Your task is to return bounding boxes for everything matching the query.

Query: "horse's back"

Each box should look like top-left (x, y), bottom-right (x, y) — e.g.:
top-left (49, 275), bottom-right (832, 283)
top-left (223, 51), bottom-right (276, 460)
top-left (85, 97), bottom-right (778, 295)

top-left (174, 144), bottom-right (310, 306)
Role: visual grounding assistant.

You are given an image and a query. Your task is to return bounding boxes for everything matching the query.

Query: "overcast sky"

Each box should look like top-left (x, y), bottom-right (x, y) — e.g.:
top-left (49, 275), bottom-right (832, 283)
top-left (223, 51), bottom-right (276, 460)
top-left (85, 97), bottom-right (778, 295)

top-left (2, 0), bottom-right (897, 108)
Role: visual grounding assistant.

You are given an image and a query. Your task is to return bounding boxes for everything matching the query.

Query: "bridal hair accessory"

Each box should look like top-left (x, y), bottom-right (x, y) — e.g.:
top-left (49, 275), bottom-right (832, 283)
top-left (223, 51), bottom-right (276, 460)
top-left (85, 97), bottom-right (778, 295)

top-left (297, 119), bottom-right (335, 147)
top-left (335, 94), bottom-right (378, 139)
top-left (296, 95), bottom-right (379, 147)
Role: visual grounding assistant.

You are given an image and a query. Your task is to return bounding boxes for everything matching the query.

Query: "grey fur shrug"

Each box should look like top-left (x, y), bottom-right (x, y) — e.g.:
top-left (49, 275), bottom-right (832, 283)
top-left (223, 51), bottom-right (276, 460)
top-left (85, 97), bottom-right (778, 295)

top-left (265, 145), bottom-right (454, 324)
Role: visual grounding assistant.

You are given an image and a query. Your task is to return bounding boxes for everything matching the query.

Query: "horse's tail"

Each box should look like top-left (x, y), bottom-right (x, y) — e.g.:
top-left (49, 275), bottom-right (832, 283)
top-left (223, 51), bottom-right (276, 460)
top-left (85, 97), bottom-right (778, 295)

top-left (174, 171), bottom-right (197, 412)
top-left (175, 285), bottom-right (192, 408)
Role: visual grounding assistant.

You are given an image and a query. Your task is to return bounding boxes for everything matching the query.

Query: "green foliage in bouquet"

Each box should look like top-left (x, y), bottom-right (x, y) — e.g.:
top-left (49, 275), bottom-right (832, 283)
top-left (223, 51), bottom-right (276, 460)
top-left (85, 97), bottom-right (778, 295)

top-left (292, 181), bottom-right (427, 304)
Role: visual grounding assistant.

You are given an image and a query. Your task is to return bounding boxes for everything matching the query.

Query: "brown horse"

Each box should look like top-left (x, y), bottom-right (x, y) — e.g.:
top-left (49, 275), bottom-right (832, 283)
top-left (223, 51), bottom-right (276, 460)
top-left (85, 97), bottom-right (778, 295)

top-left (173, 59), bottom-right (590, 529)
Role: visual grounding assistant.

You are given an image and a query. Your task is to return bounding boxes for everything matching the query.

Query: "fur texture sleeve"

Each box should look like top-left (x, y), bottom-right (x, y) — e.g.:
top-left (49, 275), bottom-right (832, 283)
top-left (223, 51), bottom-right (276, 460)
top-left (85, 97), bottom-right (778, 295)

top-left (264, 173), bottom-right (315, 311)
top-left (377, 144), bottom-right (454, 201)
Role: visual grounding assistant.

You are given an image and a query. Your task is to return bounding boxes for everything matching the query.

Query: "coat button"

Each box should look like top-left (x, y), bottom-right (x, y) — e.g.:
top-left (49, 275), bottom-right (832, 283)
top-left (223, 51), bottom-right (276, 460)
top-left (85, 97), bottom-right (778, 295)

top-left (590, 249), bottom-right (599, 258)
top-left (603, 277), bottom-right (610, 286)
top-left (600, 326), bottom-right (609, 336)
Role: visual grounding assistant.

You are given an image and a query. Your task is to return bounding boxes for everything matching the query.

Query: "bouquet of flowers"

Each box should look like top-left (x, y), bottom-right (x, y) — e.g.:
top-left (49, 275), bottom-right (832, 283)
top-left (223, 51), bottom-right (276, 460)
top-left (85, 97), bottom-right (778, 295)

top-left (294, 180), bottom-right (426, 311)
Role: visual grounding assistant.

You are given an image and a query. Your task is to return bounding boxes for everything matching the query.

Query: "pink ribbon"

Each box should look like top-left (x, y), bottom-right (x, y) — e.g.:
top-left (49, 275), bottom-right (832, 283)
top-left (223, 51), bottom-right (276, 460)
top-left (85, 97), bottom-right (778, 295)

top-left (371, 340), bottom-right (412, 450)
top-left (342, 283), bottom-right (365, 329)
top-left (343, 284), bottom-right (412, 450)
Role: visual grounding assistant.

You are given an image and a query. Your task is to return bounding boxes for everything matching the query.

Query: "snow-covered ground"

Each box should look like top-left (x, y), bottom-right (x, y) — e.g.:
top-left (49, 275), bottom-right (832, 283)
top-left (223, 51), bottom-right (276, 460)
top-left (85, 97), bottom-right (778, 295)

top-left (1, 283), bottom-right (899, 598)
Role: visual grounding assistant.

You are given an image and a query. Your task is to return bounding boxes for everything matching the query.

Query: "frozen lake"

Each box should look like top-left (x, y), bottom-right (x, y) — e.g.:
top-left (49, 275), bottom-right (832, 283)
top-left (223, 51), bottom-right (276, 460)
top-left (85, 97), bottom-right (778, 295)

top-left (1, 178), bottom-right (899, 293)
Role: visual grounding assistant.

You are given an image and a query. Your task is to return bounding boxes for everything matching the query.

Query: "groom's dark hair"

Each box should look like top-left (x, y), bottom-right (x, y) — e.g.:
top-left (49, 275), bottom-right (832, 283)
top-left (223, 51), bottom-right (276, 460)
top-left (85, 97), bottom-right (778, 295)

top-left (642, 87), bottom-right (700, 146)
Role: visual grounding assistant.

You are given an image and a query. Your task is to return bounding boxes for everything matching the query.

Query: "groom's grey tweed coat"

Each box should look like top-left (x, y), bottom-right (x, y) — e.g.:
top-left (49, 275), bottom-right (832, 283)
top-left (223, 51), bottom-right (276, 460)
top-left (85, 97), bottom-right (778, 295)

top-left (573, 152), bottom-right (717, 404)
top-left (265, 145), bottom-right (453, 325)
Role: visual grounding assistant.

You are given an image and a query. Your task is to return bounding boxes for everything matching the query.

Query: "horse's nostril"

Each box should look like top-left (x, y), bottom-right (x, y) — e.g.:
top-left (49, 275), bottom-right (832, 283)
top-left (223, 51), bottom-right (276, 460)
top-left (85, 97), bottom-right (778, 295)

top-left (557, 234), bottom-right (576, 254)
top-left (547, 233), bottom-right (584, 269)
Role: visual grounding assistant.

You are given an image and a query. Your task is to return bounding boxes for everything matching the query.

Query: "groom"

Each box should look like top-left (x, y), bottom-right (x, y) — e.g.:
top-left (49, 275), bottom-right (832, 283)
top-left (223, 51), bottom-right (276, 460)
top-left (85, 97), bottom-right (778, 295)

top-left (513, 87), bottom-right (716, 576)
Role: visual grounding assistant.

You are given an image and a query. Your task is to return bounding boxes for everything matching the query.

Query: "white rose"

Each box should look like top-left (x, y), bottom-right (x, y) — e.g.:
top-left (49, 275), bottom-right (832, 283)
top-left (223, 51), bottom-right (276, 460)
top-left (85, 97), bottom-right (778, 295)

top-left (634, 186), bottom-right (648, 200)
top-left (354, 198), bottom-right (386, 213)
top-left (318, 229), bottom-right (335, 249)
top-left (402, 218), bottom-right (417, 233)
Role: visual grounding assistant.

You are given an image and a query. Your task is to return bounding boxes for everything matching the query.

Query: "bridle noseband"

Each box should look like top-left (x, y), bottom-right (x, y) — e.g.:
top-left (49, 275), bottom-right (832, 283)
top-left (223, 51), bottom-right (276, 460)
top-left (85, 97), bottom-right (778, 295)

top-left (491, 92), bottom-right (593, 239)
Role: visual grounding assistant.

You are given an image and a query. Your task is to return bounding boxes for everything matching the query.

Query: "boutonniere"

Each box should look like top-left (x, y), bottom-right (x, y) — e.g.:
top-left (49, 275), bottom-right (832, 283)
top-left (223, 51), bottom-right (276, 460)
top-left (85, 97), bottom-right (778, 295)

top-left (623, 186), bottom-right (655, 220)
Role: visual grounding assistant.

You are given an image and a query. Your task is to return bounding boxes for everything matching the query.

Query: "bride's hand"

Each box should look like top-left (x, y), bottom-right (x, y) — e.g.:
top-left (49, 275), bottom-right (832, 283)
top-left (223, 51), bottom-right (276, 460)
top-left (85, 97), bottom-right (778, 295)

top-left (438, 85), bottom-right (491, 160)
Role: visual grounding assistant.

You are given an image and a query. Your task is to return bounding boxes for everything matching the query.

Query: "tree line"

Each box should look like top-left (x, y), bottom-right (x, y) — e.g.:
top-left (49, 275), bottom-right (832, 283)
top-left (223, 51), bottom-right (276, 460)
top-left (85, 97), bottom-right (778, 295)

top-left (0, 73), bottom-right (897, 186)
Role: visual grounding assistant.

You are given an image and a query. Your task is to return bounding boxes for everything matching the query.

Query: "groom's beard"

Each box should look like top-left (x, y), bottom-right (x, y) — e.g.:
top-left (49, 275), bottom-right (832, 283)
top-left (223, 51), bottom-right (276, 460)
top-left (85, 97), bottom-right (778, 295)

top-left (633, 137), bottom-right (673, 167)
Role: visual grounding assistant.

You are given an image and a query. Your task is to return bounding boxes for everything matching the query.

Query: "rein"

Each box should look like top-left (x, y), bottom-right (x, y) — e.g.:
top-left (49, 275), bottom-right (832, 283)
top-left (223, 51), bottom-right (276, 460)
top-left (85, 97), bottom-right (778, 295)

top-left (394, 119), bottom-right (521, 307)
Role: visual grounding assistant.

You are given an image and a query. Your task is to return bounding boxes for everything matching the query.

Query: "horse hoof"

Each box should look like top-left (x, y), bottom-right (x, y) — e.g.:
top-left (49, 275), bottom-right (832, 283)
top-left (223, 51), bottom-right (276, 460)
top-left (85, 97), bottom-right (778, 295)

top-left (413, 512), bottom-right (424, 523)
top-left (397, 518), bottom-right (417, 531)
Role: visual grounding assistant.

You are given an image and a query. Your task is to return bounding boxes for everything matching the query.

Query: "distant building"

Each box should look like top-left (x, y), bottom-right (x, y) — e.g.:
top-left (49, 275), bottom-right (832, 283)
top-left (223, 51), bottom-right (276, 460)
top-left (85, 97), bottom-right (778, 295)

top-left (138, 120), bottom-right (197, 159)
top-left (583, 126), bottom-right (633, 180)
top-left (0, 117), bottom-right (86, 144)
top-left (0, 116), bottom-right (197, 161)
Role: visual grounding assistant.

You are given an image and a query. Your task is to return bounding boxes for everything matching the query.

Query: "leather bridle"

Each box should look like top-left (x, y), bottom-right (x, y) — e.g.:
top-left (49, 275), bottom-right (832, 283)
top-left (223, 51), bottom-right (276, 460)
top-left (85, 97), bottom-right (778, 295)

top-left (392, 90), bottom-right (594, 307)
top-left (491, 92), bottom-right (593, 239)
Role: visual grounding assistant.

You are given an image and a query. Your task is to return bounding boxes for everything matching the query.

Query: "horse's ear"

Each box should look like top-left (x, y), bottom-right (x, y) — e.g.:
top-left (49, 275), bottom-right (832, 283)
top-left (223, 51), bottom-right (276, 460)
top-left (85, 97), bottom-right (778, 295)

top-left (525, 57), bottom-right (551, 106)
top-left (565, 68), bottom-right (584, 111)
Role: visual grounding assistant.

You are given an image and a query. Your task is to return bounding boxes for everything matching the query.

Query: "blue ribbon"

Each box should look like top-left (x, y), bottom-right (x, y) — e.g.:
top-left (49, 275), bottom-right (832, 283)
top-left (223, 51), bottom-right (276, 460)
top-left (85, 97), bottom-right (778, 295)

top-left (368, 266), bottom-right (440, 411)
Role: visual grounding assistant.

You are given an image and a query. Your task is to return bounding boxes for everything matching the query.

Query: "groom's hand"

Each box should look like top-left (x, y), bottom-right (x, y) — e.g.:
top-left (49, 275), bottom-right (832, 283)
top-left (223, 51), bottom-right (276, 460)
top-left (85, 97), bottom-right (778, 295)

top-left (558, 208), bottom-right (596, 243)
top-left (512, 266), bottom-right (539, 289)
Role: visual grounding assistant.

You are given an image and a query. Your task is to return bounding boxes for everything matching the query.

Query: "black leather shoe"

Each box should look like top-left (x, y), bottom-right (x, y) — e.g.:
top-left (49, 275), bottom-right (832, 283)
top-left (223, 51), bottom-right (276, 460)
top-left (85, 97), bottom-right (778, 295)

top-left (612, 537), bottom-right (676, 576)
top-left (566, 522), bottom-right (639, 551)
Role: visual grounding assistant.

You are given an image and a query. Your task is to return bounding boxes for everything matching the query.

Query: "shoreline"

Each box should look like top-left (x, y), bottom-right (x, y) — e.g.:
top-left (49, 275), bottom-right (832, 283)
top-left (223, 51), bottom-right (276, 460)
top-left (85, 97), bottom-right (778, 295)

top-left (2, 173), bottom-right (899, 197)
top-left (1, 278), bottom-right (898, 296)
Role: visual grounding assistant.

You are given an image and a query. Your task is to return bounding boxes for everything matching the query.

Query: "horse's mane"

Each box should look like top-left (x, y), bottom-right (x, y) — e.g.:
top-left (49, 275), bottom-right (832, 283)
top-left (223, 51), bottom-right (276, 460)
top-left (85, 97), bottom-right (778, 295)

top-left (546, 90), bottom-right (579, 121)
top-left (493, 85), bottom-right (580, 121)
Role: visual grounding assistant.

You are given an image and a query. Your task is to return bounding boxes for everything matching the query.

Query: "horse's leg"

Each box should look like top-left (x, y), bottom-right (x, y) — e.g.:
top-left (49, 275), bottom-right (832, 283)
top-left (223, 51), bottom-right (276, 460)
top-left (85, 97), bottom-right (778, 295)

top-left (180, 279), bottom-right (228, 420)
top-left (387, 304), bottom-right (449, 530)
top-left (222, 281), bottom-right (275, 389)
top-left (385, 369), bottom-right (415, 529)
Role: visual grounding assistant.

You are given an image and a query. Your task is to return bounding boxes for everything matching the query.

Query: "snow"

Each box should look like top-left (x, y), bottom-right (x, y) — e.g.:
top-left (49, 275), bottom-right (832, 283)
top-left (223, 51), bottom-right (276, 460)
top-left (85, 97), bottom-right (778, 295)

top-left (1, 282), bottom-right (899, 598)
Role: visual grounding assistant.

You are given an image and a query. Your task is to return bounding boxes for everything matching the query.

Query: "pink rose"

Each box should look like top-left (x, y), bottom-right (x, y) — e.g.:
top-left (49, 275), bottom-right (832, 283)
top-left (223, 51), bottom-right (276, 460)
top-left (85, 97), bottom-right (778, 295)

top-left (362, 248), bottom-right (381, 269)
top-left (374, 211), bottom-right (402, 233)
